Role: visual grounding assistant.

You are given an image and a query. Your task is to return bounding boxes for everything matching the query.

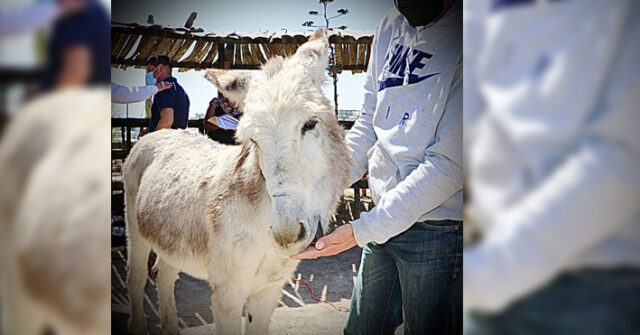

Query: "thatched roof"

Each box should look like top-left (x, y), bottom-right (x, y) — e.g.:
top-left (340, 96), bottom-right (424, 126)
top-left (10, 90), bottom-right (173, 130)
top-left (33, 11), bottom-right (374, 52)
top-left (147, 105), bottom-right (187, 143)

top-left (111, 22), bottom-right (374, 73)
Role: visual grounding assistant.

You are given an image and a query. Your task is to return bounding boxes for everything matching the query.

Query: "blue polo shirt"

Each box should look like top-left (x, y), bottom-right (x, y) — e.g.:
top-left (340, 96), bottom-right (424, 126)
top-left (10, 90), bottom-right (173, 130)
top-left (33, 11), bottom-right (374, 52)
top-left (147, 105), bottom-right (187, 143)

top-left (149, 77), bottom-right (190, 131)
top-left (40, 0), bottom-right (110, 91)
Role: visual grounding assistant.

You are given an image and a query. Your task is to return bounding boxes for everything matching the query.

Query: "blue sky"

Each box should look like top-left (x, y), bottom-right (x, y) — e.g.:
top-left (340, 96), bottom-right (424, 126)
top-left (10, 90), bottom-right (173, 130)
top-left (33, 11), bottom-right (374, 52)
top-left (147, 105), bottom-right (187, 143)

top-left (111, 0), bottom-right (393, 118)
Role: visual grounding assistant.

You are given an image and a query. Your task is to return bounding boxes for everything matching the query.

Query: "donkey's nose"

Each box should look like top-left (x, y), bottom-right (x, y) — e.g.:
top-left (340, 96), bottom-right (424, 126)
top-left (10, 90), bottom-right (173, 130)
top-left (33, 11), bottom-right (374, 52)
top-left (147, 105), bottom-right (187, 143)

top-left (272, 219), bottom-right (308, 247)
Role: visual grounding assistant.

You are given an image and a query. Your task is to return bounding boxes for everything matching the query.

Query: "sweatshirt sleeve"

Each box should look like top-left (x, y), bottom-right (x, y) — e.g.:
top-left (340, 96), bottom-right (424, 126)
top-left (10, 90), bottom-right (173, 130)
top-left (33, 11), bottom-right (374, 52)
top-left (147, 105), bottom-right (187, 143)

top-left (351, 61), bottom-right (463, 246)
top-left (111, 83), bottom-right (158, 104)
top-left (463, 14), bottom-right (640, 313)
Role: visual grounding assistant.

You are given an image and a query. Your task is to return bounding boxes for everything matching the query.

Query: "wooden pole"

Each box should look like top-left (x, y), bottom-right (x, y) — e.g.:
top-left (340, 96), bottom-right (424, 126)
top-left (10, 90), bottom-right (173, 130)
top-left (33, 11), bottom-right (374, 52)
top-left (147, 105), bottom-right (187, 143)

top-left (333, 71), bottom-right (338, 117)
top-left (217, 42), bottom-right (225, 100)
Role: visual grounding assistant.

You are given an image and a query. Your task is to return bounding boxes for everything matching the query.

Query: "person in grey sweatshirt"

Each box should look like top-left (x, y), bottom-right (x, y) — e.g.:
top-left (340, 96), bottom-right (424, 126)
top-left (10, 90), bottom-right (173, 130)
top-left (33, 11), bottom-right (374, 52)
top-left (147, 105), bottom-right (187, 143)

top-left (292, 1), bottom-right (462, 333)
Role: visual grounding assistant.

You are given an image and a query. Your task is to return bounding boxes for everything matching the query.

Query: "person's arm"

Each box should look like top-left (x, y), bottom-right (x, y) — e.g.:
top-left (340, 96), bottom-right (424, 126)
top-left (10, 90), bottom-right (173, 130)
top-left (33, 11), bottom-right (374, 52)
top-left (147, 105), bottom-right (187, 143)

top-left (203, 100), bottom-right (220, 131)
top-left (111, 82), bottom-right (172, 104)
top-left (154, 107), bottom-right (174, 131)
top-left (464, 14), bottom-right (640, 313)
top-left (55, 45), bottom-right (91, 89)
top-left (111, 83), bottom-right (157, 104)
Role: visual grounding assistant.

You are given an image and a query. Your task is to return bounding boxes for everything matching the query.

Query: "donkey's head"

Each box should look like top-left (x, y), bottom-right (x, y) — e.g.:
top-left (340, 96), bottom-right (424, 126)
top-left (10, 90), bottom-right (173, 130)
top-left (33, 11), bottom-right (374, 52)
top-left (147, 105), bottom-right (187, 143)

top-left (206, 30), bottom-right (351, 255)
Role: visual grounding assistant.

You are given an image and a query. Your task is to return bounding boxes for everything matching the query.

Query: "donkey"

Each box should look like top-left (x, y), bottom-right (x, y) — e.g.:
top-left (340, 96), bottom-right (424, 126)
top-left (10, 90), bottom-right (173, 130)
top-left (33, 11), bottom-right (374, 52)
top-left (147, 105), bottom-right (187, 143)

top-left (0, 88), bottom-right (111, 335)
top-left (123, 29), bottom-right (351, 335)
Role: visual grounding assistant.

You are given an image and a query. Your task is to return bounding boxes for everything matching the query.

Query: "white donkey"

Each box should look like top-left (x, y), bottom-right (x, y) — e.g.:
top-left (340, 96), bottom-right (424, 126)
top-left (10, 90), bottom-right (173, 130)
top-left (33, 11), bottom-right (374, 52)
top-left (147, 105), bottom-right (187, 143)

top-left (123, 29), bottom-right (351, 335)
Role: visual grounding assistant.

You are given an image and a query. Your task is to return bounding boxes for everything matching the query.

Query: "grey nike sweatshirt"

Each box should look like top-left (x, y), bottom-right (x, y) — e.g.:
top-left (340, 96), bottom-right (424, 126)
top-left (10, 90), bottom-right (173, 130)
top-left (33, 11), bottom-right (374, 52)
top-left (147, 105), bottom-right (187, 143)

top-left (346, 3), bottom-right (462, 247)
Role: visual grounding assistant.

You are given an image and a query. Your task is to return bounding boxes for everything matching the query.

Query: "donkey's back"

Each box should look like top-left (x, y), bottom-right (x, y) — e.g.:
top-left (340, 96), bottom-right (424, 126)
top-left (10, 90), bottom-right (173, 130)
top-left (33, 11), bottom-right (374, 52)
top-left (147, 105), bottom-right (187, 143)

top-left (123, 129), bottom-right (241, 263)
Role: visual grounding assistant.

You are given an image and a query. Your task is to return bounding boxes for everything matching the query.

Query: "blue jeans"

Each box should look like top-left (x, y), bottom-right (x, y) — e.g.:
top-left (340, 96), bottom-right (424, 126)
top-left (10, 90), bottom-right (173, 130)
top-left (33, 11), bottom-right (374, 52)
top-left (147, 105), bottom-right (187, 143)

top-left (464, 267), bottom-right (640, 335)
top-left (345, 219), bottom-right (463, 335)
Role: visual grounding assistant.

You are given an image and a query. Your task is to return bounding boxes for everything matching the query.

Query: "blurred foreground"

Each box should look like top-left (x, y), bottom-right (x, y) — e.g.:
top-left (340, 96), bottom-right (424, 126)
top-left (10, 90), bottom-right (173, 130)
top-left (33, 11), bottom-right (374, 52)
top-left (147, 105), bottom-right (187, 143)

top-left (463, 0), bottom-right (640, 333)
top-left (0, 88), bottom-right (111, 334)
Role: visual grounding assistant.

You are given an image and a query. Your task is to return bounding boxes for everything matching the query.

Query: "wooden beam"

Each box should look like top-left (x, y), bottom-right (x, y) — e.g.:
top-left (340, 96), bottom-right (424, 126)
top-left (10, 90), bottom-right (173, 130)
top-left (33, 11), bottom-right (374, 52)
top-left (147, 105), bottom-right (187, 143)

top-left (111, 57), bottom-right (368, 71)
top-left (111, 25), bottom-right (373, 45)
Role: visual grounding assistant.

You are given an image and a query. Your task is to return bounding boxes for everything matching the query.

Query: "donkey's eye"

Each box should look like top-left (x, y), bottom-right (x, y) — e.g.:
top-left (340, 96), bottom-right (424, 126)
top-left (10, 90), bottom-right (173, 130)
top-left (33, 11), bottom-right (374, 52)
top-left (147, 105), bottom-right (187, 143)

top-left (301, 119), bottom-right (318, 135)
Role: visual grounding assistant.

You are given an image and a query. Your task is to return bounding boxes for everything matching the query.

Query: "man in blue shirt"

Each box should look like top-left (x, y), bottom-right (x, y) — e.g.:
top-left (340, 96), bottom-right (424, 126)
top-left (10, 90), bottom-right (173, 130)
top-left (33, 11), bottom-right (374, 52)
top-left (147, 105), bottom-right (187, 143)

top-left (40, 0), bottom-right (110, 91)
top-left (146, 56), bottom-right (190, 132)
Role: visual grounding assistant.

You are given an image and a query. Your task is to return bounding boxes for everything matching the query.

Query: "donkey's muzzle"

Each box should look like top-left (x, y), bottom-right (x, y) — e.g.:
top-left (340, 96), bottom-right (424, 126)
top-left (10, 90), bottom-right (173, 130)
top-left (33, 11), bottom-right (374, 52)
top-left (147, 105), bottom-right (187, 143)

top-left (271, 217), bottom-right (308, 248)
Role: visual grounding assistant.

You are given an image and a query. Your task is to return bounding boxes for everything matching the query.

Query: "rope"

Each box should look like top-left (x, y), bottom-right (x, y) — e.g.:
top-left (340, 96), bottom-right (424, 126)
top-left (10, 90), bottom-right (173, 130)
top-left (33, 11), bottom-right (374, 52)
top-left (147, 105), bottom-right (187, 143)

top-left (291, 277), bottom-right (350, 312)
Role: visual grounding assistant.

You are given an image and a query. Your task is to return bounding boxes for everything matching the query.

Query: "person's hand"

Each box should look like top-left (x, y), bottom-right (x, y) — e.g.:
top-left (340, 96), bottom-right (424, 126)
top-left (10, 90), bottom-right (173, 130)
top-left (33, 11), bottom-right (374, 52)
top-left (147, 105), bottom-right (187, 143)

top-left (291, 224), bottom-right (357, 260)
top-left (155, 81), bottom-right (173, 92)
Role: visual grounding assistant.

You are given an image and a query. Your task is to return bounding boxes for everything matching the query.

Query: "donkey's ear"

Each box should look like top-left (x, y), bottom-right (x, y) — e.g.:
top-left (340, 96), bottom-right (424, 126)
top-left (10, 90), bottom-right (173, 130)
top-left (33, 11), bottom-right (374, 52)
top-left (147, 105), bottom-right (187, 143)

top-left (293, 29), bottom-right (329, 87)
top-left (204, 69), bottom-right (252, 108)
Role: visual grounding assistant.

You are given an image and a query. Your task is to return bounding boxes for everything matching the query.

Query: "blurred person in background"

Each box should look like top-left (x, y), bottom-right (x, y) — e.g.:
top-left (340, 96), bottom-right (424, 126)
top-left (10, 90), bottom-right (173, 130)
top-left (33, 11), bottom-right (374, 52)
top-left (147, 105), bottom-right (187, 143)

top-left (463, 0), bottom-right (640, 334)
top-left (39, 0), bottom-right (109, 91)
top-left (143, 55), bottom-right (190, 133)
top-left (203, 95), bottom-right (242, 144)
top-left (294, 0), bottom-right (463, 334)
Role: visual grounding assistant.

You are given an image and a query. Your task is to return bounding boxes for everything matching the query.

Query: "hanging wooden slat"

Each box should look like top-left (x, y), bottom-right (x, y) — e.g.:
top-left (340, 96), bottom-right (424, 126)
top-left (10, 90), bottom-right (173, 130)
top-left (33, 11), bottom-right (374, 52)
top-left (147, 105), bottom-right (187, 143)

top-left (233, 44), bottom-right (242, 66)
top-left (128, 35), bottom-right (150, 60)
top-left (280, 44), bottom-right (290, 57)
top-left (261, 43), bottom-right (273, 60)
top-left (357, 43), bottom-right (367, 66)
top-left (223, 44), bottom-right (234, 68)
top-left (241, 43), bottom-right (257, 65)
top-left (182, 40), bottom-right (209, 63)
top-left (270, 43), bottom-right (284, 57)
top-left (281, 36), bottom-right (295, 57)
top-left (202, 43), bottom-right (219, 65)
top-left (154, 38), bottom-right (176, 57)
top-left (349, 44), bottom-right (358, 66)
top-left (283, 43), bottom-right (295, 57)
top-left (166, 39), bottom-right (185, 59)
top-left (111, 33), bottom-right (128, 58)
top-left (134, 38), bottom-right (158, 62)
top-left (134, 36), bottom-right (161, 62)
top-left (178, 41), bottom-right (211, 72)
top-left (116, 34), bottom-right (140, 59)
top-left (249, 43), bottom-right (267, 64)
top-left (340, 43), bottom-right (350, 66)
top-left (333, 44), bottom-right (342, 67)
top-left (172, 40), bottom-right (195, 63)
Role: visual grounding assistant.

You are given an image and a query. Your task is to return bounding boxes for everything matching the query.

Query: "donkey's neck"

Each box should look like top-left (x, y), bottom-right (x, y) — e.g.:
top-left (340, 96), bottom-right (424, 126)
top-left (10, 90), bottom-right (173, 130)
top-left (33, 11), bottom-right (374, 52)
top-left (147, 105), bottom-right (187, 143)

top-left (231, 143), bottom-right (266, 206)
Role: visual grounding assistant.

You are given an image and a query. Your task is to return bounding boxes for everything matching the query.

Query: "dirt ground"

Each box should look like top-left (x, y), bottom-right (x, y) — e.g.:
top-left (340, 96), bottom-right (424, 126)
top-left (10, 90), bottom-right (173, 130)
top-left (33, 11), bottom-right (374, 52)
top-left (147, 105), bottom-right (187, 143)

top-left (111, 247), bottom-right (362, 335)
top-left (111, 197), bottom-right (372, 334)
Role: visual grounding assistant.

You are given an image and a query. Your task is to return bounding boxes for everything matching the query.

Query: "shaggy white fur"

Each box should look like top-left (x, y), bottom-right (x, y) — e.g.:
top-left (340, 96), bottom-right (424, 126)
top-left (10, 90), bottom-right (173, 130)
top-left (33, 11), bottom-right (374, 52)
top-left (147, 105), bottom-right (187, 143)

top-left (0, 88), bottom-right (111, 335)
top-left (124, 29), bottom-right (352, 335)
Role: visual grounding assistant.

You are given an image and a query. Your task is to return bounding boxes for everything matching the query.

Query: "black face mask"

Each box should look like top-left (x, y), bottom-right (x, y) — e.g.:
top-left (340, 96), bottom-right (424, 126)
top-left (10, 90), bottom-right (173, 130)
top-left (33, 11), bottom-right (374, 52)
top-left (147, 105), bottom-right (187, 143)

top-left (394, 0), bottom-right (444, 27)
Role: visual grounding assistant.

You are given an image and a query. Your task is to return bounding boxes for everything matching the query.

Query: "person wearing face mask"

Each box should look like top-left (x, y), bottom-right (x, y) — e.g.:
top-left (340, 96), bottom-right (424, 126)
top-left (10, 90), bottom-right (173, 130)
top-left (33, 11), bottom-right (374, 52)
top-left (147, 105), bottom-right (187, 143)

top-left (144, 55), bottom-right (190, 132)
top-left (292, 0), bottom-right (462, 334)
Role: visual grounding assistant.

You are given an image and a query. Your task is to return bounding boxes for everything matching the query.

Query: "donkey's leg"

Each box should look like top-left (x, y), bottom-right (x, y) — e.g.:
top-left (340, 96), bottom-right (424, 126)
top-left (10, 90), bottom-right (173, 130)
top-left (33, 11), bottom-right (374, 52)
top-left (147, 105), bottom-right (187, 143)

top-left (210, 284), bottom-right (244, 335)
top-left (245, 284), bottom-right (283, 335)
top-left (157, 259), bottom-right (180, 335)
top-left (127, 236), bottom-right (152, 335)
top-left (6, 289), bottom-right (48, 335)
